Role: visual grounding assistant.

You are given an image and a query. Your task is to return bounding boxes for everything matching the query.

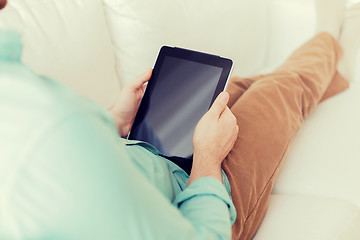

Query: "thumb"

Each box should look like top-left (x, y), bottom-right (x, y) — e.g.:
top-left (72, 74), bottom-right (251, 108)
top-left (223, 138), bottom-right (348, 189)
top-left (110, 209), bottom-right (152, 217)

top-left (209, 92), bottom-right (229, 116)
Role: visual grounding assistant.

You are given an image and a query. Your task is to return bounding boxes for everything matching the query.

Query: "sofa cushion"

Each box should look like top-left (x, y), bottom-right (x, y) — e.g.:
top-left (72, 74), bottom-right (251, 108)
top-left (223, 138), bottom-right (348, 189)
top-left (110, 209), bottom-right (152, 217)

top-left (0, 0), bottom-right (120, 107)
top-left (273, 82), bottom-right (360, 208)
top-left (103, 0), bottom-right (269, 84)
top-left (254, 194), bottom-right (360, 240)
top-left (264, 0), bottom-right (360, 209)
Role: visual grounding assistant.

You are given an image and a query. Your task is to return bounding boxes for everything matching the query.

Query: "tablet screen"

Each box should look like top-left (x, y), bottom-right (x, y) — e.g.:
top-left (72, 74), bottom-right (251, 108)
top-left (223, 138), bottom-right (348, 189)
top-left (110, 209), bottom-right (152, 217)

top-left (129, 47), bottom-right (232, 160)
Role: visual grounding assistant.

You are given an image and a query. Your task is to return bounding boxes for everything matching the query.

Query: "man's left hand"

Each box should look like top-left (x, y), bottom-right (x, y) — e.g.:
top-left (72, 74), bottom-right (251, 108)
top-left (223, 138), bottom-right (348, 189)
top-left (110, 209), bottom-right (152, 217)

top-left (109, 69), bottom-right (152, 137)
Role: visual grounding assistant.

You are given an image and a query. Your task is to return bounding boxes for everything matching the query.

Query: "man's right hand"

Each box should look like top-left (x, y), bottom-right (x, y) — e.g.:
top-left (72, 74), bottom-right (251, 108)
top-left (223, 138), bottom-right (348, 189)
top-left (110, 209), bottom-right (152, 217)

top-left (188, 91), bottom-right (239, 186)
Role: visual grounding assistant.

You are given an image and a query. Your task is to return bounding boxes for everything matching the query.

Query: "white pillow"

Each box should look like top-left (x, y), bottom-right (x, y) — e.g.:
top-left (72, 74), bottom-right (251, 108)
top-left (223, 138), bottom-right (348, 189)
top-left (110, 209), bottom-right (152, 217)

top-left (103, 0), bottom-right (269, 84)
top-left (0, 0), bottom-right (120, 108)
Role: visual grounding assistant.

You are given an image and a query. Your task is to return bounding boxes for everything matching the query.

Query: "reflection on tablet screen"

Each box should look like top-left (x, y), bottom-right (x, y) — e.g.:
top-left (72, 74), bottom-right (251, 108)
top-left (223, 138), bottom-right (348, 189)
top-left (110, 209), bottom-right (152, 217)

top-left (133, 56), bottom-right (222, 158)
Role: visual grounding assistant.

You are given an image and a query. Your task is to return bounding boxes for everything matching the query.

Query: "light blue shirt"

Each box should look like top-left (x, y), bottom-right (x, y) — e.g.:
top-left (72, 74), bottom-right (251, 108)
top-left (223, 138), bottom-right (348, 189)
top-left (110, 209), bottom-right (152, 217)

top-left (0, 30), bottom-right (236, 240)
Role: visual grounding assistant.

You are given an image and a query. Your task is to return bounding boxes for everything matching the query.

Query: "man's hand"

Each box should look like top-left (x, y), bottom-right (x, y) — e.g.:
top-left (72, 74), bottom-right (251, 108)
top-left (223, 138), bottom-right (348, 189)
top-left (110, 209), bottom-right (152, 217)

top-left (109, 69), bottom-right (152, 138)
top-left (188, 92), bottom-right (238, 185)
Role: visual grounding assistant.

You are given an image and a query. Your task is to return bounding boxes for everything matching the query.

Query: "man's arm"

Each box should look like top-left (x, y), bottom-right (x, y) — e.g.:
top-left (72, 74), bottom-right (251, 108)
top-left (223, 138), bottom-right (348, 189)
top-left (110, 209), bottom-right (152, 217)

top-left (9, 107), bottom-right (235, 239)
top-left (189, 92), bottom-right (238, 185)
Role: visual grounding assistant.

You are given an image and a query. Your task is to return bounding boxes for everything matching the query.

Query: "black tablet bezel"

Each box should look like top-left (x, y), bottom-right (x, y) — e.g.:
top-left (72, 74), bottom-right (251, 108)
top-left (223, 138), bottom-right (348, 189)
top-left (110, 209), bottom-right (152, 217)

top-left (128, 46), bottom-right (233, 151)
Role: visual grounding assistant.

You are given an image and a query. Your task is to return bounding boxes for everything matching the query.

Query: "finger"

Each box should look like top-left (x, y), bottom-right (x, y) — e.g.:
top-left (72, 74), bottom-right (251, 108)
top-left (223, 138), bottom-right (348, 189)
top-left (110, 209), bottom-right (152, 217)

top-left (132, 68), bottom-right (152, 88)
top-left (220, 106), bottom-right (231, 117)
top-left (141, 82), bottom-right (148, 92)
top-left (209, 91), bottom-right (229, 117)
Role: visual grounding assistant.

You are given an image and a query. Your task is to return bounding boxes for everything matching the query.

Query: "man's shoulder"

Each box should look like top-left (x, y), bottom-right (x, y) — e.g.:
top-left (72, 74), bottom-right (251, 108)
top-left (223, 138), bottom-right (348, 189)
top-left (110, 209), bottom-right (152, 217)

top-left (0, 60), bottom-right (114, 149)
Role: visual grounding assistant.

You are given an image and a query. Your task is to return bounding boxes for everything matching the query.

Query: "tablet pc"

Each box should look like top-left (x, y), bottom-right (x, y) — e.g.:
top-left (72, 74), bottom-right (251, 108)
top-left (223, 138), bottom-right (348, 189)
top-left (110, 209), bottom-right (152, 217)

top-left (128, 46), bottom-right (233, 167)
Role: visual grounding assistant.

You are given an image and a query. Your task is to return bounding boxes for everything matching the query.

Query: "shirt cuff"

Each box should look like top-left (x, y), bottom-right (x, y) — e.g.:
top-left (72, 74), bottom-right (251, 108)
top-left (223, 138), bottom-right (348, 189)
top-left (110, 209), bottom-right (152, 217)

top-left (173, 177), bottom-right (236, 224)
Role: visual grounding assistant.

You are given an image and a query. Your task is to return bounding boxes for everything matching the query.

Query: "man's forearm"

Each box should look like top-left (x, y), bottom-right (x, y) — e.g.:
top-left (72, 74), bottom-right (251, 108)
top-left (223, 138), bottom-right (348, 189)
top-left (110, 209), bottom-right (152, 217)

top-left (188, 154), bottom-right (223, 187)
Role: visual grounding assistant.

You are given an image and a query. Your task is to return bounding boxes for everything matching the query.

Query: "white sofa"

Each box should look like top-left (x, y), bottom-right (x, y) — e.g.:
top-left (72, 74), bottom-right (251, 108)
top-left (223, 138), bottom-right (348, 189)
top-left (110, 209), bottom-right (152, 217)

top-left (1, 0), bottom-right (360, 239)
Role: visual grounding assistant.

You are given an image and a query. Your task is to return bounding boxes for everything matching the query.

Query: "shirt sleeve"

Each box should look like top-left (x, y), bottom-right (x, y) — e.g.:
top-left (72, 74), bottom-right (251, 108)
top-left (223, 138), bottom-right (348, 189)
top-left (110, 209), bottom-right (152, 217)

top-left (174, 177), bottom-right (236, 231)
top-left (6, 110), bottom-right (234, 240)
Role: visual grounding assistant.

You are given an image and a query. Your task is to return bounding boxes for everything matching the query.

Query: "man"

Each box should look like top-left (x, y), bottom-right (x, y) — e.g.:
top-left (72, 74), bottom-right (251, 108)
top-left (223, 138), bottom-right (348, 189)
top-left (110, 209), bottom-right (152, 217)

top-left (109, 31), bottom-right (348, 239)
top-left (0, 1), bottom-right (348, 239)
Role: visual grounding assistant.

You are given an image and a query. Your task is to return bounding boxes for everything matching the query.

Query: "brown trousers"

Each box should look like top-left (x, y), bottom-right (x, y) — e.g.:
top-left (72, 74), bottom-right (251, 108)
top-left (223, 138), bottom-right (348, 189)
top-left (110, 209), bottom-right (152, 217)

top-left (222, 33), bottom-right (349, 240)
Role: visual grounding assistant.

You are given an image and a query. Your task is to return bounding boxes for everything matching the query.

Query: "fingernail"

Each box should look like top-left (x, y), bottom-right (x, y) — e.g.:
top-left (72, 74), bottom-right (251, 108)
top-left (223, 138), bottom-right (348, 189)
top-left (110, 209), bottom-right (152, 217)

top-left (220, 92), bottom-right (228, 100)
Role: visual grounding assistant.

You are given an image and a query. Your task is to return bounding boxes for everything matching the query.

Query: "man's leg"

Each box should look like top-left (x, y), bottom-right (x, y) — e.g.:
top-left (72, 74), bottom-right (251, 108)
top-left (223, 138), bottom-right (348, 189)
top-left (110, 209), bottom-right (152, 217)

top-left (222, 32), bottom-right (348, 240)
top-left (227, 77), bottom-right (255, 107)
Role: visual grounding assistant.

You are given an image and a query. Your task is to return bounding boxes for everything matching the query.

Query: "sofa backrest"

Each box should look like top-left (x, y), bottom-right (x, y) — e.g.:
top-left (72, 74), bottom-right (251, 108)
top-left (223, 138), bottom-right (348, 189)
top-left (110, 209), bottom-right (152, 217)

top-left (265, 0), bottom-right (317, 71)
top-left (102, 0), bottom-right (270, 84)
top-left (0, 0), bottom-right (120, 108)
